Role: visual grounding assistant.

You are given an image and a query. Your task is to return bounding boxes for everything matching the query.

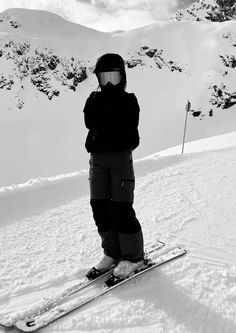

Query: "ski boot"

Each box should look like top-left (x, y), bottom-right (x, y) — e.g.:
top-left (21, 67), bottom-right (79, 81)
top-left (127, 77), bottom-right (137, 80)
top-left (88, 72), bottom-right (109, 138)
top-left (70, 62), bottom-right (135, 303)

top-left (86, 254), bottom-right (117, 280)
top-left (105, 258), bottom-right (152, 287)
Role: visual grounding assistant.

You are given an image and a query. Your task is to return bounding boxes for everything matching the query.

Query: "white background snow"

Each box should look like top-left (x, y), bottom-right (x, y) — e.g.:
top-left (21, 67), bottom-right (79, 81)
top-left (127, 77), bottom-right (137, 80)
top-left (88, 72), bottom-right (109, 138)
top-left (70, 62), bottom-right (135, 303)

top-left (0, 4), bottom-right (236, 333)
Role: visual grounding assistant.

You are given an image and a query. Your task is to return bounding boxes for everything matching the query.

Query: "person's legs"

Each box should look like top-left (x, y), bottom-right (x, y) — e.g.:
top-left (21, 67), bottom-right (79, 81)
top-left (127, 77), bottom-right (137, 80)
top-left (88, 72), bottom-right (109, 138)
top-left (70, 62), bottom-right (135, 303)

top-left (109, 150), bottom-right (144, 263)
top-left (110, 201), bottom-right (144, 262)
top-left (89, 153), bottom-right (120, 260)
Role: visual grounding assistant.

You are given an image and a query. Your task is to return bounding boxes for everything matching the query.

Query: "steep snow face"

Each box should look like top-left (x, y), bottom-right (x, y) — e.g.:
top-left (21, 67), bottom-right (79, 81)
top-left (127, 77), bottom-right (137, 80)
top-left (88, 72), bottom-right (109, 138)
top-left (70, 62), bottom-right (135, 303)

top-left (173, 0), bottom-right (236, 22)
top-left (0, 8), bottom-right (108, 59)
top-left (1, 9), bottom-right (236, 187)
top-left (0, 8), bottom-right (104, 39)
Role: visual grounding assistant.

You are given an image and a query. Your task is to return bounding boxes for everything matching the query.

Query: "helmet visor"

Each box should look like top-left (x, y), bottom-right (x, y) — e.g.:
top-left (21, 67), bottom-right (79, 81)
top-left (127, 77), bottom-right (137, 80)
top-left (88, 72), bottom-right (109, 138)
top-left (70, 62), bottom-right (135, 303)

top-left (98, 71), bottom-right (122, 86)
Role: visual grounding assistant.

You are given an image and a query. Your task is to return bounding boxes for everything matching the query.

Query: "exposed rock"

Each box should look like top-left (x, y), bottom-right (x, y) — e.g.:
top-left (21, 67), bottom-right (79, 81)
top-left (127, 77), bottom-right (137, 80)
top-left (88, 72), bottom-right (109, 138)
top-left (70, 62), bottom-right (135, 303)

top-left (0, 40), bottom-right (87, 109)
top-left (172, 0), bottom-right (236, 22)
top-left (125, 46), bottom-right (187, 73)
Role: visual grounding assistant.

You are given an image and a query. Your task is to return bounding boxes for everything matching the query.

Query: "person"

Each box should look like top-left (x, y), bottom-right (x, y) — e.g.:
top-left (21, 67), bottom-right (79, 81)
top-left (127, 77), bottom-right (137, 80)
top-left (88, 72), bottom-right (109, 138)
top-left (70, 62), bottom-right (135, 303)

top-left (83, 53), bottom-right (145, 280)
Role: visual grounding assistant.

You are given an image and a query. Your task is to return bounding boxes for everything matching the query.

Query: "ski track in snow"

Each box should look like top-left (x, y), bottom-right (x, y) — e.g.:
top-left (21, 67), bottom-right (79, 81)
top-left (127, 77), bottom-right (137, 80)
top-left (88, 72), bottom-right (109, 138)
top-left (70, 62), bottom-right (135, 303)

top-left (1, 147), bottom-right (236, 332)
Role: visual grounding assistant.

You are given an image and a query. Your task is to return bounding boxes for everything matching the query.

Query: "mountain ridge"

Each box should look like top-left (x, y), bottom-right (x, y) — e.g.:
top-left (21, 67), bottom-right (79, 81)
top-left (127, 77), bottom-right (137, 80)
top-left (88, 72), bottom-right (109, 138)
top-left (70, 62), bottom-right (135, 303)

top-left (173, 0), bottom-right (236, 22)
top-left (0, 7), bottom-right (105, 36)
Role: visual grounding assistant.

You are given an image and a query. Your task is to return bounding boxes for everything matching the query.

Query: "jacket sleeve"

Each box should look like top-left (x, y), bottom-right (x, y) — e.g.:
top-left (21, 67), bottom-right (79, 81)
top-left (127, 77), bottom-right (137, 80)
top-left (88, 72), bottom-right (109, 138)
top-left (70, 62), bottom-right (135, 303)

top-left (83, 92), bottom-right (97, 130)
top-left (124, 93), bottom-right (140, 150)
top-left (124, 93), bottom-right (140, 131)
top-left (130, 93), bottom-right (140, 128)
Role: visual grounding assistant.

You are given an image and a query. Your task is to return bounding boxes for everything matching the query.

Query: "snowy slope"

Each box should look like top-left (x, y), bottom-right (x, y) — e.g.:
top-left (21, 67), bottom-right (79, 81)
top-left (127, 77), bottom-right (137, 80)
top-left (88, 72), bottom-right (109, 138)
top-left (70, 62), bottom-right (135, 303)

top-left (0, 8), bottom-right (107, 54)
top-left (1, 8), bottom-right (236, 187)
top-left (0, 133), bottom-right (236, 333)
top-left (0, 5), bottom-right (236, 333)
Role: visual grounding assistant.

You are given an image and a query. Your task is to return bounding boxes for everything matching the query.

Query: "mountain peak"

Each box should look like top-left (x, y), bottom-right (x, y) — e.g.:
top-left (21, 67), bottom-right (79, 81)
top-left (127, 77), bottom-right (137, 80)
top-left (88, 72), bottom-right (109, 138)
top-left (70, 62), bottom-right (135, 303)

top-left (172, 0), bottom-right (236, 22)
top-left (0, 7), bottom-right (104, 36)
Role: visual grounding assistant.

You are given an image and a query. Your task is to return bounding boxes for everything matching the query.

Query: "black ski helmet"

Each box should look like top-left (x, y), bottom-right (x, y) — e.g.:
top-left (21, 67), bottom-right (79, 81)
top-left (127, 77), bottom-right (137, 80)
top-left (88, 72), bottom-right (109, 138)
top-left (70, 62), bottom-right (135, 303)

top-left (94, 53), bottom-right (127, 91)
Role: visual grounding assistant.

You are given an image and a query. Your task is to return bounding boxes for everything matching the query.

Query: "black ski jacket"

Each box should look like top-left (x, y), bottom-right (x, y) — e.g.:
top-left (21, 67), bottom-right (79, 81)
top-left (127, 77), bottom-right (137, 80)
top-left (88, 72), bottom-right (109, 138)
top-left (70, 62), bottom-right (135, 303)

top-left (83, 91), bottom-right (140, 153)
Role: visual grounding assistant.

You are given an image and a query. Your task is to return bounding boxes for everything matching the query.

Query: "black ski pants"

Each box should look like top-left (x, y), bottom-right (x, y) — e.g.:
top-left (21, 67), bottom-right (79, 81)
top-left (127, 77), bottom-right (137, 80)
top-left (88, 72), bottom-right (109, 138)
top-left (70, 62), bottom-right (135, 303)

top-left (89, 150), bottom-right (144, 262)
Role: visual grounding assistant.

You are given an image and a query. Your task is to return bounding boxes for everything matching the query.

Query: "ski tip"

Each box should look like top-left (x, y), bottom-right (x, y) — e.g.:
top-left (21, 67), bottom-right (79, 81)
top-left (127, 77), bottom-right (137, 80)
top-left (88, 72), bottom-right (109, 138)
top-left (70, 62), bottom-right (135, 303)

top-left (14, 318), bottom-right (38, 332)
top-left (177, 245), bottom-right (187, 253)
top-left (148, 239), bottom-right (165, 247)
top-left (170, 244), bottom-right (187, 253)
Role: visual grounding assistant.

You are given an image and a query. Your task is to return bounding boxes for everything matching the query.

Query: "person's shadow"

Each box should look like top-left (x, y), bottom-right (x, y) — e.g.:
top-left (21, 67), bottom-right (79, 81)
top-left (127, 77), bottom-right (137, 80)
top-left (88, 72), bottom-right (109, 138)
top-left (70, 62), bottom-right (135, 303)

top-left (103, 267), bottom-right (236, 333)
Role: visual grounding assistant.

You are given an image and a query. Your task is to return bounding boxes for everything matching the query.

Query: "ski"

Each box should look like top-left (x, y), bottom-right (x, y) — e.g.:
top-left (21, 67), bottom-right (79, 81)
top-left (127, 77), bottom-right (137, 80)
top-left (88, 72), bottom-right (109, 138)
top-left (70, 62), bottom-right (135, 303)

top-left (10, 240), bottom-right (164, 328)
top-left (41, 239), bottom-right (164, 307)
top-left (15, 245), bottom-right (186, 332)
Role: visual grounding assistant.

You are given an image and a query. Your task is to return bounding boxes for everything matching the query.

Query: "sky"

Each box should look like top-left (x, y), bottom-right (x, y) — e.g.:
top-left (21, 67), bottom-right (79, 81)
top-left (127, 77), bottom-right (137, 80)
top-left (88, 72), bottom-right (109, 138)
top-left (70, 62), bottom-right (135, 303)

top-left (0, 0), bottom-right (196, 31)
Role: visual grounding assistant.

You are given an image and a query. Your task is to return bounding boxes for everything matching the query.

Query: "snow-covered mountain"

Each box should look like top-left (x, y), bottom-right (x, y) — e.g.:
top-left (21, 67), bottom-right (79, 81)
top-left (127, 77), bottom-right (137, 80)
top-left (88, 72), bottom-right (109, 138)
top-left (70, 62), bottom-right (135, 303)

top-left (1, 7), bottom-right (236, 188)
top-left (0, 8), bottom-right (188, 111)
top-left (173, 0), bottom-right (236, 22)
top-left (1, 7), bottom-right (236, 333)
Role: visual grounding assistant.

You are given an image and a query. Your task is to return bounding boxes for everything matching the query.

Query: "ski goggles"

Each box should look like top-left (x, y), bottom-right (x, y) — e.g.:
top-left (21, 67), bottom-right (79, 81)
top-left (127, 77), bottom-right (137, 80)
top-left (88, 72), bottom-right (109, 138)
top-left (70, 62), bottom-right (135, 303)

top-left (98, 71), bottom-right (122, 86)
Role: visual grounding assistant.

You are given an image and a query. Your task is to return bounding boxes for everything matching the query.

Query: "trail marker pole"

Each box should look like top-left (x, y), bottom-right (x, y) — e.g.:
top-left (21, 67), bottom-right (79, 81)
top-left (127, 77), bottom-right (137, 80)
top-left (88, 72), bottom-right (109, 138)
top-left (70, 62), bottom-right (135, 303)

top-left (182, 100), bottom-right (191, 154)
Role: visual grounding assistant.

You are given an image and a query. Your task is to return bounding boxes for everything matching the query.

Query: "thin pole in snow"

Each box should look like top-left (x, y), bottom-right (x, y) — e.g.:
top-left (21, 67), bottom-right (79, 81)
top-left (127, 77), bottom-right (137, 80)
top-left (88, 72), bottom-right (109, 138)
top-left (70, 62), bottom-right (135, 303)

top-left (182, 100), bottom-right (191, 154)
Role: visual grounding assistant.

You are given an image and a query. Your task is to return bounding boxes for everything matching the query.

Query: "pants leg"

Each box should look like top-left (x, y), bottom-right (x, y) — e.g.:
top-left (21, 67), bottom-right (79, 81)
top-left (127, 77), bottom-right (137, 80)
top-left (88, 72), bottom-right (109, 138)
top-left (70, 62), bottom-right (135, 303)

top-left (98, 230), bottom-right (120, 260)
top-left (90, 199), bottom-right (120, 259)
top-left (89, 153), bottom-right (120, 259)
top-left (89, 151), bottom-right (144, 262)
top-left (118, 230), bottom-right (144, 262)
top-left (109, 151), bottom-right (144, 262)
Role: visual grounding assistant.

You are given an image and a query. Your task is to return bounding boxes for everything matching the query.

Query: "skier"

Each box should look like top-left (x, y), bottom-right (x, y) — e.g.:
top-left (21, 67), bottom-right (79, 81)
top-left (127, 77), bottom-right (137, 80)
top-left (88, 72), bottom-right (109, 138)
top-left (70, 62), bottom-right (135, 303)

top-left (83, 53), bottom-right (145, 281)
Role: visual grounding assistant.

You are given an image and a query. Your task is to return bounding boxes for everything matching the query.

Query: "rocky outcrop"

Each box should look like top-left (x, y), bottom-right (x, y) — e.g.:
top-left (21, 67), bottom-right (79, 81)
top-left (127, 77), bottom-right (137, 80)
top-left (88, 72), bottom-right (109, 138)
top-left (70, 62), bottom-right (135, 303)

top-left (172, 0), bottom-right (236, 22)
top-left (125, 46), bottom-right (188, 73)
top-left (0, 12), bottom-right (21, 28)
top-left (0, 39), bottom-right (87, 109)
top-left (0, 41), bottom-right (187, 110)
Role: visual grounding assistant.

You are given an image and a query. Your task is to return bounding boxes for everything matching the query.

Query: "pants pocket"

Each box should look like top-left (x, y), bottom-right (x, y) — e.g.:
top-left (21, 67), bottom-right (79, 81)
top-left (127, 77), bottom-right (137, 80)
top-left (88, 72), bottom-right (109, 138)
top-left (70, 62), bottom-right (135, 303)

top-left (121, 179), bottom-right (135, 188)
top-left (110, 178), bottom-right (135, 202)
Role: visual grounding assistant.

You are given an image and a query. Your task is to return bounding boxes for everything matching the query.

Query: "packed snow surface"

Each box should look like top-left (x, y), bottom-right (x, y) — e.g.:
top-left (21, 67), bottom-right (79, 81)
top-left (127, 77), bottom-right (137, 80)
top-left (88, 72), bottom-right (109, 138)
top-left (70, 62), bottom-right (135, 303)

top-left (0, 133), bottom-right (236, 333)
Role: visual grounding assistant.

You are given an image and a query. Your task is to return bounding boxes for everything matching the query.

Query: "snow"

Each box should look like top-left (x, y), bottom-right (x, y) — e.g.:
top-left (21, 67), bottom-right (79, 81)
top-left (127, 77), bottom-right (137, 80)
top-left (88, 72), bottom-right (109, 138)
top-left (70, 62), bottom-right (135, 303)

top-left (1, 9), bottom-right (236, 187)
top-left (0, 8), bottom-right (106, 54)
top-left (0, 6), bottom-right (236, 333)
top-left (1, 132), bottom-right (236, 332)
